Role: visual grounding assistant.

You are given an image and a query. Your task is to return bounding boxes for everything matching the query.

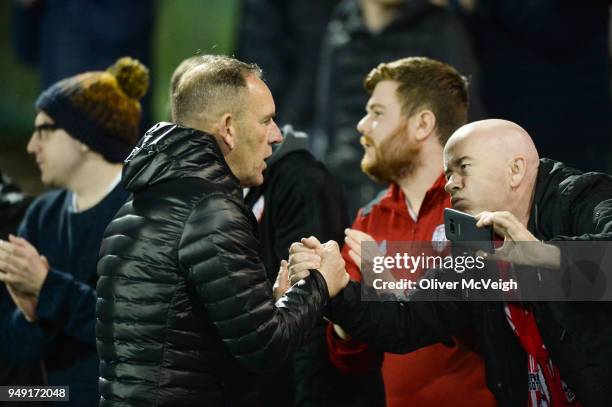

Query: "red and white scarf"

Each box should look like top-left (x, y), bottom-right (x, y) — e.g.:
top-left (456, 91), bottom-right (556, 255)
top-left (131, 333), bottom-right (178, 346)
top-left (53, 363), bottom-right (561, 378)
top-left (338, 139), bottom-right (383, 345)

top-left (504, 302), bottom-right (580, 406)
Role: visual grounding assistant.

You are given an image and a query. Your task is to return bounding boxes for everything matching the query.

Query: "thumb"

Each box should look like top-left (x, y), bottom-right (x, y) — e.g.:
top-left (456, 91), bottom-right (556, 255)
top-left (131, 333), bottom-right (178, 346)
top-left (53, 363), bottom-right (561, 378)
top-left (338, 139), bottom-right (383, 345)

top-left (275, 260), bottom-right (289, 287)
top-left (40, 255), bottom-right (50, 269)
top-left (9, 235), bottom-right (31, 250)
top-left (279, 260), bottom-right (289, 276)
top-left (8, 234), bottom-right (24, 245)
top-left (273, 260), bottom-right (290, 300)
top-left (301, 236), bottom-right (322, 249)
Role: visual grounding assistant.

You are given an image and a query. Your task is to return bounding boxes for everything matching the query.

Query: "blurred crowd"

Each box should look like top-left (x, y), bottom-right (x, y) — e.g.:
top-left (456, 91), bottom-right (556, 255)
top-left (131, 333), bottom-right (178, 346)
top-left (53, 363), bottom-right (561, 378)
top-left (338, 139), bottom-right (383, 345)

top-left (8, 0), bottom-right (612, 212)
top-left (1, 0), bottom-right (611, 406)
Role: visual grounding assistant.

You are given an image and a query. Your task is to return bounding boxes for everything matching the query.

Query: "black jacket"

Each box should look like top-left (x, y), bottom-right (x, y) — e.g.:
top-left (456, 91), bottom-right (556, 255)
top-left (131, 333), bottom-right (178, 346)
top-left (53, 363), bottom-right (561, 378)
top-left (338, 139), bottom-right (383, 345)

top-left (245, 128), bottom-right (384, 406)
top-left (327, 158), bottom-right (612, 406)
top-left (245, 127), bottom-right (349, 283)
top-left (96, 123), bottom-right (330, 406)
top-left (237, 0), bottom-right (340, 131)
top-left (315, 0), bottom-right (483, 213)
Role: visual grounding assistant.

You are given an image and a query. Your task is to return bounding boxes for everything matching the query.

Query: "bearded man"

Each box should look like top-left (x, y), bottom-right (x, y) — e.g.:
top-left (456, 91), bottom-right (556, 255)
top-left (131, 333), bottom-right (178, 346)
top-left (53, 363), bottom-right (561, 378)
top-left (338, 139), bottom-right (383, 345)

top-left (325, 57), bottom-right (496, 406)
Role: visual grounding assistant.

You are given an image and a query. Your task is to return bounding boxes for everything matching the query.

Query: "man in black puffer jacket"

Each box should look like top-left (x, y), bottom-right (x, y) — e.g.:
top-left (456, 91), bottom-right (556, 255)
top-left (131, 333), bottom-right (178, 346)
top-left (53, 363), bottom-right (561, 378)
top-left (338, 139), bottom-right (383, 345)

top-left (96, 55), bottom-right (350, 406)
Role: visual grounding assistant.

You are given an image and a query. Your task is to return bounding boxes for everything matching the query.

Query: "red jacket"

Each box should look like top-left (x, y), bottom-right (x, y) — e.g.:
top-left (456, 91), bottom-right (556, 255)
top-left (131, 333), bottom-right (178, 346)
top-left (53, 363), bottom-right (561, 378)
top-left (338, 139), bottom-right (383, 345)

top-left (327, 174), bottom-right (497, 407)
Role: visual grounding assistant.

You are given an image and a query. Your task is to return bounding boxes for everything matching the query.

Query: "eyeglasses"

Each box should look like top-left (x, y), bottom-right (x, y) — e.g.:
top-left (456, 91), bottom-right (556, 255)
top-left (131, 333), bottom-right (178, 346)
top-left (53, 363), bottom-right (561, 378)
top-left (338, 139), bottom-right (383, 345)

top-left (34, 123), bottom-right (59, 141)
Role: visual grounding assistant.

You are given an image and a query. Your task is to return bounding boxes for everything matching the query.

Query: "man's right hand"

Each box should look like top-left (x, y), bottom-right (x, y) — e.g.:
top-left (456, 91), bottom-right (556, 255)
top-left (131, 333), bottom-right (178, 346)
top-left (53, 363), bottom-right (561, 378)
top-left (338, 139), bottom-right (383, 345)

top-left (288, 236), bottom-right (349, 298)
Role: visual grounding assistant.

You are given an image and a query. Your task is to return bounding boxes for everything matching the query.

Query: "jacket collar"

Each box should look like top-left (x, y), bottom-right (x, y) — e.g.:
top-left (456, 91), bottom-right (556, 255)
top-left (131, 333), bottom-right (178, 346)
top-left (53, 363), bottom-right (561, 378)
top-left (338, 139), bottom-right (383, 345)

top-left (527, 158), bottom-right (583, 238)
top-left (122, 122), bottom-right (241, 197)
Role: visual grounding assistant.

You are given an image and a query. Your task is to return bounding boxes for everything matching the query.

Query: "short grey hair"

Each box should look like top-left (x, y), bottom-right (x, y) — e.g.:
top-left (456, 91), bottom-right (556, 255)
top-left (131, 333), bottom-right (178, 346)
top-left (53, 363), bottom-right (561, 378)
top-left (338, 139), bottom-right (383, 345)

top-left (170, 55), bottom-right (262, 126)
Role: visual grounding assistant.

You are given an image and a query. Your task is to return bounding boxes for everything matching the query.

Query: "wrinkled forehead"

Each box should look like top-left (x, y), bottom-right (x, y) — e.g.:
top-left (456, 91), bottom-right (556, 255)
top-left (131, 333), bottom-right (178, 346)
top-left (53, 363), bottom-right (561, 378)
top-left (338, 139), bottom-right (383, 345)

top-left (444, 132), bottom-right (496, 167)
top-left (443, 133), bottom-right (471, 165)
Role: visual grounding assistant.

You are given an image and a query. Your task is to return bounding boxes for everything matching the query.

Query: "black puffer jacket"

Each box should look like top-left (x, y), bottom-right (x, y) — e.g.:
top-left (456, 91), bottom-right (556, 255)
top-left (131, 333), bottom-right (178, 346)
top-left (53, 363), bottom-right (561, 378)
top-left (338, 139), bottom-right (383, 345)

top-left (96, 123), bottom-right (330, 406)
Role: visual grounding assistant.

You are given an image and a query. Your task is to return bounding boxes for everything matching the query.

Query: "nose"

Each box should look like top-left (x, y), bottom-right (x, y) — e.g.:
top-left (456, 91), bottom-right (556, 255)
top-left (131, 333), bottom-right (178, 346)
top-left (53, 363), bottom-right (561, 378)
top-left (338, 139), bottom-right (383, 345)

top-left (268, 120), bottom-right (283, 145)
top-left (26, 133), bottom-right (39, 155)
top-left (356, 114), bottom-right (369, 135)
top-left (444, 174), bottom-right (461, 194)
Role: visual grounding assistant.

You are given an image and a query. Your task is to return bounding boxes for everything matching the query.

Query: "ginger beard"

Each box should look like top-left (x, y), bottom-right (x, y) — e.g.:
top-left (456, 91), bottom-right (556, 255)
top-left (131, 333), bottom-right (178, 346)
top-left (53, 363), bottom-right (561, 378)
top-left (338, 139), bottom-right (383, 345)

top-left (360, 121), bottom-right (421, 184)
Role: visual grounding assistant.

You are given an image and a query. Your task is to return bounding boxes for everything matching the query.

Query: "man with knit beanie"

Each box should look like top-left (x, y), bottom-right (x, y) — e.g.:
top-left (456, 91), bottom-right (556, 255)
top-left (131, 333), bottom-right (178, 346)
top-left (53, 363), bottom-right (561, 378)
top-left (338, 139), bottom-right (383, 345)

top-left (0, 57), bottom-right (148, 406)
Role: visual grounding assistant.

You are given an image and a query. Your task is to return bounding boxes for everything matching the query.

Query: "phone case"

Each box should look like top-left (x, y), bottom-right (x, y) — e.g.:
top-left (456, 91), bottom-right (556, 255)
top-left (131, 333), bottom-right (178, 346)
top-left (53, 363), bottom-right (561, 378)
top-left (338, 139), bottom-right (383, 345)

top-left (444, 208), bottom-right (494, 253)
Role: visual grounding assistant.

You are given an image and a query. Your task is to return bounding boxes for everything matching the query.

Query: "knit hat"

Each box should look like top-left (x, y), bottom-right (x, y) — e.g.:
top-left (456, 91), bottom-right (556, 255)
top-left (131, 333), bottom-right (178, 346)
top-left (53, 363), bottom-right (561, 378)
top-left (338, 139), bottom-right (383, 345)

top-left (35, 57), bottom-right (150, 163)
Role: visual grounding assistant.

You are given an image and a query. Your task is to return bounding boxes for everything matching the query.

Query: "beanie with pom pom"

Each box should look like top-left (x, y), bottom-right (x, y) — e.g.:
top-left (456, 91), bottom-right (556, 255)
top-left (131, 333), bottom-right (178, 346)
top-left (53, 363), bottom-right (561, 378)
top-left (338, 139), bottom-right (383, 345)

top-left (35, 57), bottom-right (150, 163)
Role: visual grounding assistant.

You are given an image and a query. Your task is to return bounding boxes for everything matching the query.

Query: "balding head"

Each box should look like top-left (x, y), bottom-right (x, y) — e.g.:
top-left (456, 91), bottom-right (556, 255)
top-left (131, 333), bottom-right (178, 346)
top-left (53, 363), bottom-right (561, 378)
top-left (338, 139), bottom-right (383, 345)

top-left (443, 119), bottom-right (540, 220)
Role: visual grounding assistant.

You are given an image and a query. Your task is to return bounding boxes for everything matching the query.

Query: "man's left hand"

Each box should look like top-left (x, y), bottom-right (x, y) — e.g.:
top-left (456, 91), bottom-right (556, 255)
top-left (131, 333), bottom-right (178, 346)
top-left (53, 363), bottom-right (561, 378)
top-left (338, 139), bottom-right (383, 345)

top-left (475, 211), bottom-right (560, 269)
top-left (344, 228), bottom-right (381, 272)
top-left (0, 235), bottom-right (49, 296)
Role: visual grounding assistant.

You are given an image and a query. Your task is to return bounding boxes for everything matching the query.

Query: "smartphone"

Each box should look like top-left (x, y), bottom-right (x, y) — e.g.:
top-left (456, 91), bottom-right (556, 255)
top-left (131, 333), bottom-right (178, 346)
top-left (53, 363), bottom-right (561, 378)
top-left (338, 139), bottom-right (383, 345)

top-left (444, 208), bottom-right (494, 253)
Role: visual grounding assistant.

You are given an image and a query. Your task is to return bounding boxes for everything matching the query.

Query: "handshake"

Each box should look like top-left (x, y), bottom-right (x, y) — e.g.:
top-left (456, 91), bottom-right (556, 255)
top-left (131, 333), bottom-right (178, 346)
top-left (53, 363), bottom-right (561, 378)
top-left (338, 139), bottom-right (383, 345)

top-left (273, 236), bottom-right (350, 300)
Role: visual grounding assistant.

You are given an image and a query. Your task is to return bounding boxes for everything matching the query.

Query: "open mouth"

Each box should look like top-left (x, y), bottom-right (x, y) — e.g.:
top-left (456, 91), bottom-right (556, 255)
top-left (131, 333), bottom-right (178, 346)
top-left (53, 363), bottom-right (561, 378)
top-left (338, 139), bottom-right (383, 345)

top-left (360, 136), bottom-right (374, 148)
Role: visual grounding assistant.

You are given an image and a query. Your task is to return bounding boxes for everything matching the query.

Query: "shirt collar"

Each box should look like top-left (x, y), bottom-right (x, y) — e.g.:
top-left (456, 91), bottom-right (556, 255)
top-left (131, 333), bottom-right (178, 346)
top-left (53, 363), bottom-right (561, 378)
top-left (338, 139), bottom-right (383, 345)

top-left (379, 173), bottom-right (448, 219)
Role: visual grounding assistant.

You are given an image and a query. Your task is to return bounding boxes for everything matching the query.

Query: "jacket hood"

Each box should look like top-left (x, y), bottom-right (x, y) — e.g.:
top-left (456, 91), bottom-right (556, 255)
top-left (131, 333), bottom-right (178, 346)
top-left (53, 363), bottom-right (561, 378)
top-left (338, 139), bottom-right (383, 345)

top-left (533, 158), bottom-right (583, 199)
top-left (266, 125), bottom-right (310, 168)
top-left (122, 122), bottom-right (241, 194)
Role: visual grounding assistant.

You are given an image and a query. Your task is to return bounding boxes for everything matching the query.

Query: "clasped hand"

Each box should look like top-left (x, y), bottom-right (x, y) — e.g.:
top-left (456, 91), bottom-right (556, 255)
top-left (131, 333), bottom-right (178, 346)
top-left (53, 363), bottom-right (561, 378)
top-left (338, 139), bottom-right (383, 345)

top-left (286, 236), bottom-right (349, 298)
top-left (0, 235), bottom-right (50, 322)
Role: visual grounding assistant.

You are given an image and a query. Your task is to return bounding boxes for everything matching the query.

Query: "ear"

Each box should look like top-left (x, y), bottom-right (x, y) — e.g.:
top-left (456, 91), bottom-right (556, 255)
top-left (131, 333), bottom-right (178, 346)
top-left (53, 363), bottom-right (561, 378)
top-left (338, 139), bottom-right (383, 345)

top-left (411, 109), bottom-right (436, 142)
top-left (216, 113), bottom-right (237, 152)
top-left (509, 156), bottom-right (527, 189)
top-left (78, 141), bottom-right (90, 153)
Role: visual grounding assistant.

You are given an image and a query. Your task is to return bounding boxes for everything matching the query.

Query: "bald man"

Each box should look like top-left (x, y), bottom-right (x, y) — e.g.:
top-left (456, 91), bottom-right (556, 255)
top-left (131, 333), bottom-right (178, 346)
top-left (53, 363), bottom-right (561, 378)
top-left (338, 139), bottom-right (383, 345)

top-left (289, 119), bottom-right (612, 406)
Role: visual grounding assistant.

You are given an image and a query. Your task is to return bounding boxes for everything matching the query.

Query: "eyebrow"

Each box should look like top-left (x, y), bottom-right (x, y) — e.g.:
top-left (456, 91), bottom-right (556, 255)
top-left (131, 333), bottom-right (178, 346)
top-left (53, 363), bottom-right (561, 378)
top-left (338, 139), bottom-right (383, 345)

top-left (260, 112), bottom-right (276, 122)
top-left (366, 103), bottom-right (386, 112)
top-left (444, 156), bottom-right (472, 177)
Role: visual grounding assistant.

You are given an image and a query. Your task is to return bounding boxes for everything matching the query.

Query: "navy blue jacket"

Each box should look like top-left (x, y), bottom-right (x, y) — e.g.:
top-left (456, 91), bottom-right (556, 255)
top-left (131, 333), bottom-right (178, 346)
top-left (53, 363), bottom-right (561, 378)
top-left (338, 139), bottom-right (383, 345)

top-left (0, 184), bottom-right (128, 406)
